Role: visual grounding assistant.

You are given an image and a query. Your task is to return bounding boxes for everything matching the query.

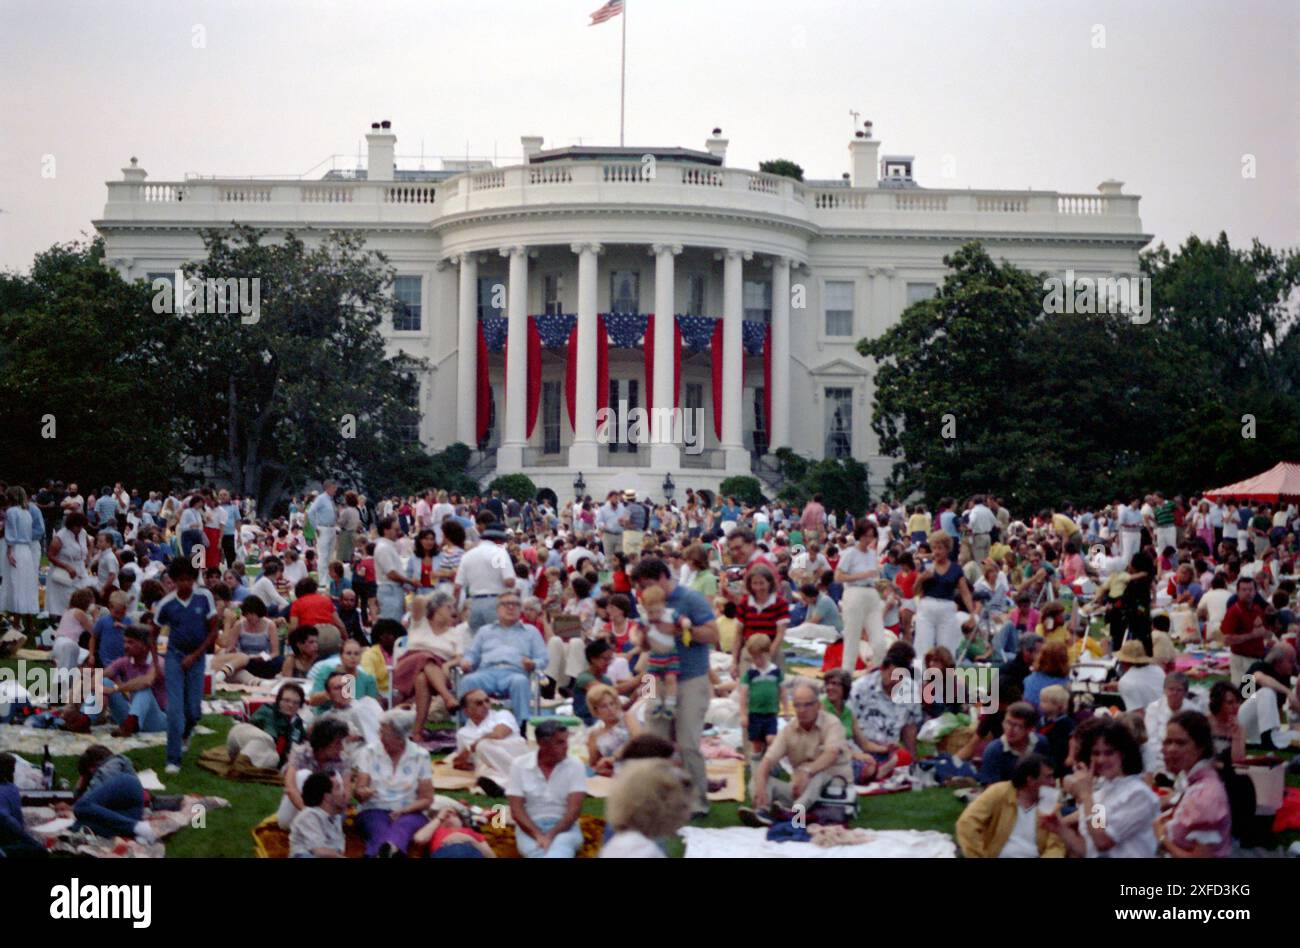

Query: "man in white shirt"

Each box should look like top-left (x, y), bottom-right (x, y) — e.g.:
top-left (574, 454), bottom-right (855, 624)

top-left (1197, 575), bottom-right (1233, 642)
top-left (564, 542), bottom-right (598, 573)
top-left (595, 492), bottom-right (626, 563)
top-left (415, 490), bottom-right (435, 534)
top-left (967, 496), bottom-right (996, 563)
top-left (1115, 640), bottom-right (1165, 713)
top-left (1118, 499), bottom-right (1144, 565)
top-left (506, 720), bottom-right (587, 858)
top-left (374, 515), bottom-right (415, 621)
top-left (455, 523), bottom-right (517, 631)
top-left (452, 689), bottom-right (530, 794)
top-left (431, 492), bottom-right (455, 544)
top-left (308, 481), bottom-right (339, 570)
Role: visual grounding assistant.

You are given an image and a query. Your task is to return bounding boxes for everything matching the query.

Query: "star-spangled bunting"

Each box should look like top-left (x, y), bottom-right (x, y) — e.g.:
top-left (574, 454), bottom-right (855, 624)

top-left (481, 316), bottom-right (508, 352)
top-left (742, 320), bottom-right (769, 356)
top-left (675, 314), bottom-right (717, 352)
top-left (534, 313), bottom-right (577, 349)
top-left (603, 312), bottom-right (648, 348)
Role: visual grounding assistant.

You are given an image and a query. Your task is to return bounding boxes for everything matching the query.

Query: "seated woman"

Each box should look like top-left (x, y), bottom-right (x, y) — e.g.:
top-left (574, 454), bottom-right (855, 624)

top-left (361, 618), bottom-right (401, 696)
top-left (1156, 710), bottom-right (1233, 857)
top-left (1021, 641), bottom-right (1072, 710)
top-left (413, 806), bottom-right (496, 859)
top-left (226, 682), bottom-right (307, 770)
top-left (1208, 681), bottom-right (1246, 762)
top-left (51, 588), bottom-right (97, 670)
top-left (353, 708), bottom-right (434, 858)
top-left (211, 594), bottom-right (284, 683)
top-left (586, 684), bottom-right (641, 776)
top-left (276, 717), bottom-right (353, 830)
top-left (54, 745), bottom-right (155, 844)
top-left (392, 593), bottom-right (462, 726)
top-left (1042, 717), bottom-right (1159, 858)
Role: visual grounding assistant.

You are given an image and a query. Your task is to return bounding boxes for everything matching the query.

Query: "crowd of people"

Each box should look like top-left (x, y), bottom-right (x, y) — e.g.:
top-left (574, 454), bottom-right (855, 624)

top-left (3, 477), bottom-right (1299, 859)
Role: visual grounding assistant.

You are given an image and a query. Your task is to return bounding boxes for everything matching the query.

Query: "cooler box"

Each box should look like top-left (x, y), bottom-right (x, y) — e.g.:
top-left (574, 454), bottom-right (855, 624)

top-left (1238, 756), bottom-right (1287, 815)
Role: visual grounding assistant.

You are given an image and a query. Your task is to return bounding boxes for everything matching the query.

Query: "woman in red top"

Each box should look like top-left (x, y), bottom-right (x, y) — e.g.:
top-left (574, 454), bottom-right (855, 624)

top-left (414, 807), bottom-right (496, 858)
top-left (410, 529), bottom-right (439, 594)
top-left (731, 565), bottom-right (790, 677)
top-left (610, 552), bottom-right (633, 594)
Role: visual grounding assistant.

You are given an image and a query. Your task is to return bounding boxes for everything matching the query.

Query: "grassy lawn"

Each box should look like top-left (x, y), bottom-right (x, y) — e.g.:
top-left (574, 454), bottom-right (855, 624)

top-left (5, 650), bottom-right (1296, 857)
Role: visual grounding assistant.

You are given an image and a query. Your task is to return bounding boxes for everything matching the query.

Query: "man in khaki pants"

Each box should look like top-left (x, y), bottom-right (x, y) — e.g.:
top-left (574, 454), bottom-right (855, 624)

top-left (835, 522), bottom-right (887, 670)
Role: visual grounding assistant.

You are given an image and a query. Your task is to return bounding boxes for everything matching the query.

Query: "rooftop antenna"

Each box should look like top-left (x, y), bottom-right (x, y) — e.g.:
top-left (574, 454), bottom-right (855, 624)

top-left (848, 109), bottom-right (861, 135)
top-left (420, 140), bottom-right (426, 171)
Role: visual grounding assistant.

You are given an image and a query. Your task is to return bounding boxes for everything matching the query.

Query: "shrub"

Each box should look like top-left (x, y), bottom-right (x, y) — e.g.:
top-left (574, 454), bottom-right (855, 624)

top-left (718, 476), bottom-right (765, 507)
top-left (487, 473), bottom-right (538, 502)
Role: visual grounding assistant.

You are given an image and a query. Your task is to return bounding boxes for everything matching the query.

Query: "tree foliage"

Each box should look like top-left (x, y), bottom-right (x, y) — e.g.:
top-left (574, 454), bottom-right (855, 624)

top-left (718, 475), bottom-right (765, 507)
top-left (758, 159), bottom-right (804, 182)
top-left (860, 238), bottom-right (1300, 511)
top-left (487, 473), bottom-right (538, 502)
top-left (0, 238), bottom-right (186, 489)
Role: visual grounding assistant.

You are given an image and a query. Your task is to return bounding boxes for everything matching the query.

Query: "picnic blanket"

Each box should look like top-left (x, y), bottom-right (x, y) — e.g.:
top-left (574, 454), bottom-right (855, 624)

top-left (196, 745), bottom-right (284, 785)
top-left (680, 826), bottom-right (956, 859)
top-left (251, 810), bottom-right (606, 858)
top-left (25, 794), bottom-right (230, 858)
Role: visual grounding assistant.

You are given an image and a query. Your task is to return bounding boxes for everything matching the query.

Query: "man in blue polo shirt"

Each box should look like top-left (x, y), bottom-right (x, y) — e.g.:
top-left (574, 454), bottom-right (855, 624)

top-left (155, 561), bottom-right (219, 773)
top-left (631, 556), bottom-right (719, 819)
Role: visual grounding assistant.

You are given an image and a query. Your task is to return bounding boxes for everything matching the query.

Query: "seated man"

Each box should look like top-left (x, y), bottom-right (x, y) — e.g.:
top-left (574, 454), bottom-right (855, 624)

top-left (977, 701), bottom-right (1049, 785)
top-left (1239, 642), bottom-right (1299, 748)
top-left (289, 772), bottom-right (346, 858)
top-left (101, 625), bottom-right (167, 737)
top-left (847, 641), bottom-right (923, 782)
top-left (315, 669), bottom-right (383, 745)
top-left (456, 592), bottom-right (548, 728)
top-left (956, 753), bottom-right (1065, 858)
top-left (506, 719), bottom-right (587, 858)
top-left (452, 688), bottom-right (530, 796)
top-left (741, 681), bottom-right (854, 825)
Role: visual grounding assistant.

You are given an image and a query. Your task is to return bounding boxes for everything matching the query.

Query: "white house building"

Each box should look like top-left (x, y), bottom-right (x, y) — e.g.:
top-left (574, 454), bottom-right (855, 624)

top-left (95, 120), bottom-right (1149, 499)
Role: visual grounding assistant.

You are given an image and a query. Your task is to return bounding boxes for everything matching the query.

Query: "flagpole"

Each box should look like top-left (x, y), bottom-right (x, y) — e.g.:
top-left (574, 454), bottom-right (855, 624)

top-left (619, 0), bottom-right (627, 146)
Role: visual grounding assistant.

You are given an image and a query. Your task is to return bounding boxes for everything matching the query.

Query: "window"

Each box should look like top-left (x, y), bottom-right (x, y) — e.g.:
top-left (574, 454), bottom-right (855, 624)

top-left (607, 378), bottom-right (639, 452)
top-left (906, 282), bottom-right (937, 307)
top-left (744, 280), bottom-right (772, 323)
top-left (610, 271), bottom-right (640, 314)
top-left (544, 274), bottom-right (563, 316)
top-left (686, 274), bottom-right (707, 316)
top-left (542, 381), bottom-right (561, 454)
top-left (824, 387), bottom-right (853, 458)
top-left (684, 382), bottom-right (705, 445)
top-left (398, 374), bottom-right (422, 444)
top-left (393, 276), bottom-right (422, 331)
top-left (824, 281), bottom-right (854, 336)
top-left (477, 276), bottom-right (504, 320)
top-left (752, 387), bottom-right (768, 455)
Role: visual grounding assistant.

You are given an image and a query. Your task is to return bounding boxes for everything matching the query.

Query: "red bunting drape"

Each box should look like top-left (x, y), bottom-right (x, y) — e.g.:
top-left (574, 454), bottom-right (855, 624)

top-left (643, 314), bottom-right (655, 413)
top-left (763, 325), bottom-right (772, 444)
top-left (673, 320), bottom-right (682, 410)
top-left (525, 319), bottom-right (542, 437)
top-left (564, 325), bottom-right (577, 431)
top-left (710, 320), bottom-right (723, 440)
top-left (475, 323), bottom-right (491, 445)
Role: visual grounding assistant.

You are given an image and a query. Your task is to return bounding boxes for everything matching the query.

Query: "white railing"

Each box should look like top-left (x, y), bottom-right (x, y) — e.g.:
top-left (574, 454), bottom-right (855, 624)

top-left (141, 184), bottom-right (181, 202)
top-left (681, 167), bottom-right (723, 187)
top-left (219, 186), bottom-right (272, 203)
top-left (813, 191), bottom-right (870, 210)
top-left (894, 193), bottom-right (948, 212)
top-left (384, 184), bottom-right (436, 204)
top-left (1058, 194), bottom-right (1107, 215)
top-left (602, 163), bottom-right (646, 183)
top-left (976, 196), bottom-right (1027, 213)
top-left (746, 174), bottom-right (780, 194)
top-left (470, 170), bottom-right (505, 191)
top-left (529, 166), bottom-right (573, 185)
top-left (301, 185), bottom-right (353, 203)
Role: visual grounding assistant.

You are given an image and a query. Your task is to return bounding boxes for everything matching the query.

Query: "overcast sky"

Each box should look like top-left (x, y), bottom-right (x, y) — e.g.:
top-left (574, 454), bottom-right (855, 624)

top-left (1, 0), bottom-right (1295, 272)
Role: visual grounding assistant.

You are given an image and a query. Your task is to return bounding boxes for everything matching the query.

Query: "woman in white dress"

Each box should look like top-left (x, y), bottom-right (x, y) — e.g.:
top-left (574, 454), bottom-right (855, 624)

top-left (3, 486), bottom-right (40, 620)
top-left (45, 509), bottom-right (93, 618)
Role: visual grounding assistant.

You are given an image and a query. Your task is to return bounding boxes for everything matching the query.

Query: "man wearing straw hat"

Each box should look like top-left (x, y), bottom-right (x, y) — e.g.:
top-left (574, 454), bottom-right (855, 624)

top-left (1113, 639), bottom-right (1165, 713)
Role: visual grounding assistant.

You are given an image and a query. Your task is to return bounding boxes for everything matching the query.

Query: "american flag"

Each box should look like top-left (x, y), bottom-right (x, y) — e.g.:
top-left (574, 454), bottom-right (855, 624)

top-left (589, 0), bottom-right (624, 25)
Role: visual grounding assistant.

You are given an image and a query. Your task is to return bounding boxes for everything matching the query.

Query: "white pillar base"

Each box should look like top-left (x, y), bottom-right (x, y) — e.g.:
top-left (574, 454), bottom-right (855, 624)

top-left (495, 442), bottom-right (525, 472)
top-left (724, 447), bottom-right (751, 474)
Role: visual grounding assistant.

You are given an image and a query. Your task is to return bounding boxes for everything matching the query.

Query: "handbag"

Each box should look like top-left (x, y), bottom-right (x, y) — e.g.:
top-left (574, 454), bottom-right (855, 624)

top-left (807, 774), bottom-right (857, 825)
top-left (549, 611), bottom-right (583, 640)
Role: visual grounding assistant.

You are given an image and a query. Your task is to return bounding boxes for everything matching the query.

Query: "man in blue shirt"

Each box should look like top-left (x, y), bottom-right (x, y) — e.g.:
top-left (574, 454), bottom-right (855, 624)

top-left (456, 591), bottom-right (549, 729)
top-left (90, 592), bottom-right (130, 668)
top-left (632, 556), bottom-right (719, 818)
top-left (92, 487), bottom-right (118, 535)
top-left (155, 561), bottom-right (219, 772)
top-left (308, 481), bottom-right (339, 572)
top-left (218, 488), bottom-right (241, 569)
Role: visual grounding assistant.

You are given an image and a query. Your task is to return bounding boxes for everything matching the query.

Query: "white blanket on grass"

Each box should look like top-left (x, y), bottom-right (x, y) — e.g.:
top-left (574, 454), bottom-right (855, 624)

top-left (679, 826), bottom-right (956, 859)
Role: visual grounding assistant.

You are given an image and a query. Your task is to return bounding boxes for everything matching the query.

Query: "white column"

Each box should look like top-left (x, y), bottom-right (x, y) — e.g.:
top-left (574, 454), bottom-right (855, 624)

top-left (569, 242), bottom-right (602, 470)
top-left (650, 243), bottom-right (681, 468)
top-left (497, 245), bottom-right (528, 471)
top-left (455, 253), bottom-right (479, 446)
top-left (721, 248), bottom-right (751, 472)
top-left (769, 256), bottom-right (791, 451)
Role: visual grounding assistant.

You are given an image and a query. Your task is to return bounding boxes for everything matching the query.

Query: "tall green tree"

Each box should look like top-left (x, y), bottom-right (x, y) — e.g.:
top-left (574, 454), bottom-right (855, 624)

top-left (170, 226), bottom-right (433, 512)
top-left (0, 238), bottom-right (185, 489)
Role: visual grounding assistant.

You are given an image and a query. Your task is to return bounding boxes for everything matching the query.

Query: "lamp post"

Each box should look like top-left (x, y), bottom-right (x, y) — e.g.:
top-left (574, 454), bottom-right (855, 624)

top-left (573, 472), bottom-right (586, 499)
top-left (662, 473), bottom-right (675, 502)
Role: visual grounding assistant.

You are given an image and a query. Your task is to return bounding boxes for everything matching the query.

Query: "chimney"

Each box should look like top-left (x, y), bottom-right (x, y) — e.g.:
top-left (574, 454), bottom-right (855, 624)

top-left (366, 120), bottom-right (396, 182)
top-left (849, 121), bottom-right (880, 188)
top-left (121, 156), bottom-right (147, 182)
top-left (521, 135), bottom-right (544, 162)
top-left (705, 127), bottom-right (728, 164)
top-left (1097, 179), bottom-right (1125, 196)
